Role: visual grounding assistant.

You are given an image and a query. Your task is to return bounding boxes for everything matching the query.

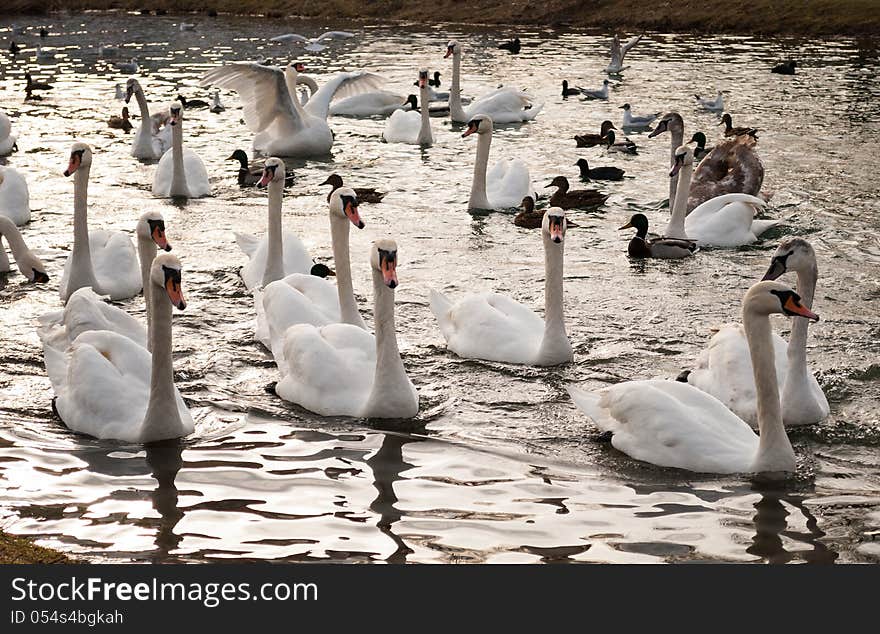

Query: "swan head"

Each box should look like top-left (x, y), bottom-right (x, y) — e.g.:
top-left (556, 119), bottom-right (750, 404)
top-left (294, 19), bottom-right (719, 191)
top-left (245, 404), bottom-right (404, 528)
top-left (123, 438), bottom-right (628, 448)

top-left (619, 213), bottom-right (649, 238)
top-left (168, 102), bottom-right (183, 126)
top-left (670, 145), bottom-right (694, 177)
top-left (444, 41), bottom-right (460, 58)
top-left (151, 253), bottom-right (186, 310)
top-left (418, 68), bottom-right (429, 88)
top-left (543, 208), bottom-right (566, 244)
top-left (258, 157), bottom-right (286, 187)
top-left (63, 142), bottom-right (92, 176)
top-left (647, 112), bottom-right (683, 138)
top-left (462, 114), bottom-right (493, 138)
top-left (330, 186), bottom-right (364, 229)
top-left (11, 240), bottom-right (49, 283)
top-left (287, 61), bottom-right (305, 74)
top-left (371, 239), bottom-right (399, 289)
top-left (744, 281), bottom-right (818, 322)
top-left (124, 78), bottom-right (140, 103)
top-left (762, 238), bottom-right (816, 281)
top-left (689, 131), bottom-right (707, 147)
top-left (137, 211), bottom-right (172, 252)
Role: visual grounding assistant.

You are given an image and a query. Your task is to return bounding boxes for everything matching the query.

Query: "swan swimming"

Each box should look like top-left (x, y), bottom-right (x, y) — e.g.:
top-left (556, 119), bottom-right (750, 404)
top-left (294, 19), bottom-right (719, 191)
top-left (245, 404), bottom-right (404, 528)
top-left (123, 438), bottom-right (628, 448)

top-left (463, 114), bottom-right (534, 210)
top-left (152, 102), bottom-right (212, 198)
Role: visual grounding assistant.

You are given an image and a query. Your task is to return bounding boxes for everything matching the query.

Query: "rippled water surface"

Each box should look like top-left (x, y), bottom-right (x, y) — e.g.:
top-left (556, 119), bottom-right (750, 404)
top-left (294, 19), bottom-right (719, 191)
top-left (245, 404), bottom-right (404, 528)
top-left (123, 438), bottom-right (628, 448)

top-left (1, 13), bottom-right (879, 563)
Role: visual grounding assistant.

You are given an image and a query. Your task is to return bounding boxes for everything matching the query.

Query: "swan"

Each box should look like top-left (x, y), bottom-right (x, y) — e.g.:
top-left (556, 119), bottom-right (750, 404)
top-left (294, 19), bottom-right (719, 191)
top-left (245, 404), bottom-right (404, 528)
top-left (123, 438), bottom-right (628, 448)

top-left (0, 165), bottom-right (30, 225)
top-left (152, 101), bottom-right (212, 199)
top-left (200, 61), bottom-right (383, 157)
top-left (464, 114), bottom-right (534, 210)
top-left (0, 110), bottom-right (19, 155)
top-left (568, 281), bottom-right (819, 475)
top-left (260, 186), bottom-right (367, 356)
top-left (270, 31), bottom-right (355, 52)
top-left (47, 253), bottom-right (194, 443)
top-left (59, 143), bottom-right (141, 303)
top-left (648, 111), bottom-right (685, 205)
top-left (430, 207), bottom-right (572, 366)
top-left (275, 239), bottom-right (419, 418)
top-left (445, 41), bottom-right (542, 124)
top-left (0, 216), bottom-right (48, 282)
top-left (382, 69), bottom-right (433, 146)
top-left (688, 134), bottom-right (764, 212)
top-left (116, 58), bottom-right (139, 74)
top-left (620, 103), bottom-right (659, 129)
top-left (695, 91), bottom-right (724, 111)
top-left (665, 145), bottom-right (777, 247)
top-left (235, 158), bottom-right (312, 291)
top-left (606, 33), bottom-right (643, 73)
top-left (330, 92), bottom-right (415, 118)
top-left (685, 239), bottom-right (829, 426)
top-left (579, 79), bottom-right (610, 99)
top-left (39, 211), bottom-right (172, 355)
top-left (618, 213), bottom-right (696, 260)
top-left (125, 78), bottom-right (172, 160)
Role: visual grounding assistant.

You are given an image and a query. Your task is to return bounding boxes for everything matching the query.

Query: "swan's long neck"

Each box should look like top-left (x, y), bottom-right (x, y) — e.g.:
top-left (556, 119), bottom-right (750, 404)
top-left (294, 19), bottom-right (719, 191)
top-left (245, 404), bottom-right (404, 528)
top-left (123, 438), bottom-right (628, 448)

top-left (664, 161), bottom-right (692, 239)
top-left (0, 217), bottom-right (29, 273)
top-left (134, 89), bottom-right (151, 133)
top-left (330, 214), bottom-right (365, 328)
top-left (668, 124), bottom-right (684, 204)
top-left (417, 83), bottom-right (433, 145)
top-left (141, 284), bottom-right (185, 442)
top-left (285, 68), bottom-right (307, 119)
top-left (65, 163), bottom-right (98, 301)
top-left (744, 306), bottom-right (796, 473)
top-left (785, 263), bottom-right (818, 390)
top-left (537, 233), bottom-right (571, 365)
top-left (169, 120), bottom-right (189, 198)
top-left (469, 129), bottom-right (492, 209)
top-left (449, 51), bottom-right (467, 122)
top-left (138, 234), bottom-right (157, 351)
top-left (262, 179), bottom-right (284, 287)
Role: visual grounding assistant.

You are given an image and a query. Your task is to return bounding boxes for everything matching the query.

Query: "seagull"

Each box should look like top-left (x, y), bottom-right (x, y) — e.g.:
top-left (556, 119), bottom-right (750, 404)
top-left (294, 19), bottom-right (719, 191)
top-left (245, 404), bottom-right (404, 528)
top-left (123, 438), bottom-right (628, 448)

top-left (270, 31), bottom-right (355, 52)
top-left (209, 90), bottom-right (225, 113)
top-left (114, 83), bottom-right (125, 99)
top-left (695, 91), bottom-right (724, 111)
top-left (115, 58), bottom-right (139, 73)
top-left (619, 103), bottom-right (659, 129)
top-left (579, 79), bottom-right (610, 99)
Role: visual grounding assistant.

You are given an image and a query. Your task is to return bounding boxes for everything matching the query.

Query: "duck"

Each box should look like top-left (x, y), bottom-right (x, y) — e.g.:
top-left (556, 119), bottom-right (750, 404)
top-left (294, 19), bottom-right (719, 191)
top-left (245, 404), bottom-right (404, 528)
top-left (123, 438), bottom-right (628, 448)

top-left (176, 93), bottom-right (210, 109)
top-left (115, 58), bottom-right (139, 74)
top-left (201, 61), bottom-right (383, 157)
top-left (0, 165), bottom-right (30, 225)
top-left (514, 196), bottom-right (541, 228)
top-left (695, 91), bottom-right (724, 112)
top-left (602, 130), bottom-right (638, 155)
top-left (227, 149), bottom-right (294, 188)
top-left (688, 134), bottom-right (764, 212)
top-left (269, 31), bottom-right (356, 52)
top-left (561, 80), bottom-right (580, 97)
top-left (108, 106), bottom-right (133, 132)
top-left (331, 92), bottom-right (416, 118)
top-left (25, 72), bottom-right (52, 92)
top-left (575, 158), bottom-right (624, 181)
top-left (9, 41), bottom-right (21, 55)
top-left (58, 143), bottom-right (142, 303)
top-left (620, 103), bottom-right (659, 129)
top-left (568, 280), bottom-right (818, 475)
top-left (499, 37), bottom-right (521, 54)
top-left (579, 79), bottom-right (610, 100)
top-left (259, 185), bottom-right (367, 356)
top-left (463, 114), bottom-right (535, 210)
top-left (125, 78), bottom-right (173, 161)
top-left (235, 158), bottom-right (312, 292)
top-left (445, 41), bottom-right (542, 124)
top-left (382, 69), bottom-right (434, 146)
top-left (39, 27), bottom-right (48, 38)
top-left (772, 60), bottom-right (796, 75)
top-left (574, 120), bottom-right (616, 147)
top-left (690, 131), bottom-right (712, 159)
top-left (684, 239), bottom-right (829, 427)
top-left (45, 253), bottom-right (194, 443)
top-left (0, 216), bottom-right (48, 283)
top-left (0, 110), bottom-right (18, 156)
top-left (618, 213), bottom-right (696, 259)
top-left (414, 71), bottom-right (442, 88)
top-left (606, 33), bottom-right (643, 73)
top-left (209, 90), bottom-right (225, 113)
top-left (546, 176), bottom-right (608, 210)
top-left (320, 173), bottom-right (386, 204)
top-left (152, 102), bottom-right (212, 199)
top-left (275, 239), bottom-right (419, 419)
top-left (663, 145), bottom-right (778, 247)
top-left (430, 208), bottom-right (572, 366)
top-left (721, 113), bottom-right (758, 138)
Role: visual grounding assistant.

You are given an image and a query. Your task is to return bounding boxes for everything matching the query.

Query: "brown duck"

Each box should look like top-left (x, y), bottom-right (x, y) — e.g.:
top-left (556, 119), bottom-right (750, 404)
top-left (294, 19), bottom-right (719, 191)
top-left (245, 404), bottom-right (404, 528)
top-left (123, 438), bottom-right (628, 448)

top-left (720, 113), bottom-right (758, 139)
top-left (321, 173), bottom-right (386, 204)
top-left (574, 120), bottom-right (616, 147)
top-left (514, 196), bottom-right (541, 228)
top-left (546, 176), bottom-right (608, 210)
top-left (108, 106), bottom-right (132, 133)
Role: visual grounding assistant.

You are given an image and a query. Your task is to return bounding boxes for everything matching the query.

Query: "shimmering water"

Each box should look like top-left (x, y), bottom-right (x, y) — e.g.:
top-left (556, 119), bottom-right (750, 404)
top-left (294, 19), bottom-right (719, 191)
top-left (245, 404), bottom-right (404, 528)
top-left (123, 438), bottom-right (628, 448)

top-left (1, 13), bottom-right (879, 563)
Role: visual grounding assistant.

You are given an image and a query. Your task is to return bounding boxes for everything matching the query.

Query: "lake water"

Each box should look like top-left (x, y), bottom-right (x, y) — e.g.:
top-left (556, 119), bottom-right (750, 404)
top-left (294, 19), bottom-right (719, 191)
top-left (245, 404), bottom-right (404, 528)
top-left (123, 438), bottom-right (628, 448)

top-left (1, 13), bottom-right (879, 563)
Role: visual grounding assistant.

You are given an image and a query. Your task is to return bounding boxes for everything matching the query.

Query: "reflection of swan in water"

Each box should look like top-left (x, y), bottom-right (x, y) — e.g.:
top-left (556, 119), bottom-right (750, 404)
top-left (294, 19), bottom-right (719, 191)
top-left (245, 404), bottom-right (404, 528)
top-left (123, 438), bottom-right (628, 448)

top-left (366, 433), bottom-right (422, 563)
top-left (145, 441), bottom-right (185, 561)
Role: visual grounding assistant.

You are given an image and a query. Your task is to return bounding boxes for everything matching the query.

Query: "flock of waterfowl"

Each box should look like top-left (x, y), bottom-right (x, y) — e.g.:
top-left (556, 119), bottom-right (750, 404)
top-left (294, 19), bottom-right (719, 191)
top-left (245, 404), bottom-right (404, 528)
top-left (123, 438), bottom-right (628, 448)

top-left (0, 25), bottom-right (825, 479)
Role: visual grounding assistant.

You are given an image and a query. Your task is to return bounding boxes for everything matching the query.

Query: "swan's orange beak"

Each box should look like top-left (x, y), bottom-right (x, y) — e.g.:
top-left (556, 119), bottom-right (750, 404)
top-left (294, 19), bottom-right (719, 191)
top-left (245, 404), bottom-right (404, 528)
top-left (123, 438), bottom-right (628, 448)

top-left (462, 121), bottom-right (478, 138)
top-left (152, 223), bottom-right (171, 252)
top-left (344, 198), bottom-right (364, 229)
top-left (293, 62), bottom-right (305, 72)
top-left (258, 165), bottom-right (275, 187)
top-left (63, 152), bottom-right (81, 177)
top-left (784, 296), bottom-right (818, 322)
top-left (379, 250), bottom-right (398, 289)
top-left (163, 267), bottom-right (186, 310)
top-left (548, 216), bottom-right (565, 243)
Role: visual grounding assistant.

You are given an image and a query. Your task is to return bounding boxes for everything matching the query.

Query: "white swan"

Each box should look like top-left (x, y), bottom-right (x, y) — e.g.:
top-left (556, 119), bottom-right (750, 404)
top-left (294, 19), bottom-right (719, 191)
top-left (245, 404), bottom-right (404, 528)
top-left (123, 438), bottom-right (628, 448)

top-left (0, 165), bottom-right (30, 225)
top-left (445, 41), bottom-right (542, 124)
top-left (330, 91), bottom-right (415, 118)
top-left (620, 103), bottom-right (659, 129)
top-left (430, 208), bottom-right (572, 366)
top-left (382, 69), bottom-right (433, 145)
top-left (463, 114), bottom-right (534, 210)
top-left (125, 78), bottom-right (172, 160)
top-left (270, 31), bottom-right (354, 52)
top-left (275, 239), bottom-right (419, 419)
top-left (568, 281), bottom-right (819, 474)
top-left (200, 61), bottom-right (382, 157)
top-left (665, 146), bottom-right (778, 247)
top-left (235, 158), bottom-right (312, 291)
top-left (260, 186), bottom-right (367, 356)
top-left (47, 253), bottom-right (194, 443)
top-left (0, 110), bottom-right (18, 155)
top-left (0, 216), bottom-right (48, 282)
top-left (686, 239), bottom-right (829, 426)
top-left (152, 102), bottom-right (212, 198)
top-left (696, 91), bottom-right (724, 111)
top-left (40, 211), bottom-right (172, 357)
top-left (59, 143), bottom-right (141, 303)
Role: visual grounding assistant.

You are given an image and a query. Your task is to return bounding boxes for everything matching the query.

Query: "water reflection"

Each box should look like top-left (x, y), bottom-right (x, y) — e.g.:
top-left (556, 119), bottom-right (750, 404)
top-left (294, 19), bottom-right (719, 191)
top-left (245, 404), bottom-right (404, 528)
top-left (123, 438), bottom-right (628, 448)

top-left (367, 433), bottom-right (420, 563)
top-left (145, 441), bottom-right (185, 561)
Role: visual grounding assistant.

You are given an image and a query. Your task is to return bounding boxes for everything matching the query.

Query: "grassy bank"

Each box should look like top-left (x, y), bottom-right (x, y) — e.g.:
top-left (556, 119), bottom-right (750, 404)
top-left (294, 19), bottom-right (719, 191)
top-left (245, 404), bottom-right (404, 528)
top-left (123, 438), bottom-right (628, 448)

top-left (3, 0), bottom-right (880, 37)
top-left (1, 530), bottom-right (76, 564)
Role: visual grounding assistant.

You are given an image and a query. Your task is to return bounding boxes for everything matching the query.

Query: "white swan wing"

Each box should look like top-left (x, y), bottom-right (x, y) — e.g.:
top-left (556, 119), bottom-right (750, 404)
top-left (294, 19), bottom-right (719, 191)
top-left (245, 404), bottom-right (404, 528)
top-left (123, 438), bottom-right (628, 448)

top-left (686, 196), bottom-right (768, 246)
top-left (382, 109), bottom-right (421, 144)
top-left (182, 148), bottom-right (212, 197)
top-left (239, 230), bottom-right (313, 291)
top-left (688, 193), bottom-right (765, 221)
top-left (330, 91), bottom-right (404, 117)
top-left (486, 159), bottom-right (533, 209)
top-left (262, 274), bottom-right (340, 360)
top-left (88, 230), bottom-right (142, 301)
top-left (465, 89), bottom-right (542, 123)
top-left (0, 166), bottom-right (30, 225)
top-left (304, 71), bottom-right (385, 120)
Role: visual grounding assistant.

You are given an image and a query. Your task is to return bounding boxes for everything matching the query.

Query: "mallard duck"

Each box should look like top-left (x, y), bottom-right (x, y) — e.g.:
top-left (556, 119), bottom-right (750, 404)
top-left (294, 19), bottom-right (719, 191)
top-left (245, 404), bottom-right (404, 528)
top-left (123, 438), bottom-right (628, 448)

top-left (25, 72), bottom-right (52, 92)
top-left (499, 37), bottom-right (521, 54)
top-left (720, 113), bottom-right (758, 139)
top-left (177, 93), bottom-right (210, 109)
top-left (413, 71), bottom-right (441, 88)
top-left (321, 173), bottom-right (386, 204)
top-left (575, 158), bottom-right (624, 181)
top-left (514, 196), bottom-right (541, 228)
top-left (771, 60), bottom-right (796, 75)
top-left (227, 149), bottom-right (295, 188)
top-left (574, 120), bottom-right (616, 147)
top-left (561, 80), bottom-right (580, 97)
top-left (602, 130), bottom-right (637, 155)
top-left (690, 131), bottom-right (713, 159)
top-left (108, 106), bottom-right (133, 133)
top-left (619, 213), bottom-right (696, 259)
top-left (310, 262), bottom-right (335, 278)
top-left (546, 176), bottom-right (608, 209)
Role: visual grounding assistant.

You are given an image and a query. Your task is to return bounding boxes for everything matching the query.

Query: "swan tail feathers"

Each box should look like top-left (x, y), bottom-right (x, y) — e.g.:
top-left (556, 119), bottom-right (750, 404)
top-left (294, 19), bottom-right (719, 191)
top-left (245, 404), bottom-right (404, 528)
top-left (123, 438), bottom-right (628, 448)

top-left (234, 232), bottom-right (260, 258)
top-left (428, 289), bottom-right (452, 321)
top-left (751, 218), bottom-right (782, 237)
top-left (567, 385), bottom-right (616, 432)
